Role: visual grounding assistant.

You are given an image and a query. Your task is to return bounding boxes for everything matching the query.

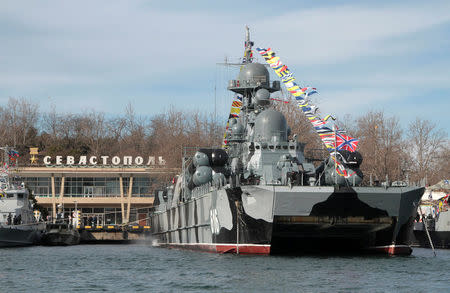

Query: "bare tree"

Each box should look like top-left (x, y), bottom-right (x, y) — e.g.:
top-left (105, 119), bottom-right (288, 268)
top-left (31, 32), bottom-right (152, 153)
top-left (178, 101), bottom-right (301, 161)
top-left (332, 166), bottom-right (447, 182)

top-left (83, 111), bottom-right (106, 156)
top-left (148, 106), bottom-right (222, 168)
top-left (433, 145), bottom-right (450, 184)
top-left (407, 118), bottom-right (448, 184)
top-left (149, 107), bottom-right (190, 167)
top-left (42, 104), bottom-right (60, 139)
top-left (355, 110), bottom-right (405, 183)
top-left (0, 105), bottom-right (8, 144)
top-left (0, 97), bottom-right (39, 148)
top-left (106, 116), bottom-right (127, 154)
top-left (120, 102), bottom-right (150, 155)
top-left (17, 98), bottom-right (39, 145)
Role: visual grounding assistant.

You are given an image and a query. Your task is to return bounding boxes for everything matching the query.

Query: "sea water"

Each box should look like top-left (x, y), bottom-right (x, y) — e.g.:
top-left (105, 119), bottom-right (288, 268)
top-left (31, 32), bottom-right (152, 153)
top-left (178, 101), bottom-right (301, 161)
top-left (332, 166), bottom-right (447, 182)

top-left (0, 244), bottom-right (448, 292)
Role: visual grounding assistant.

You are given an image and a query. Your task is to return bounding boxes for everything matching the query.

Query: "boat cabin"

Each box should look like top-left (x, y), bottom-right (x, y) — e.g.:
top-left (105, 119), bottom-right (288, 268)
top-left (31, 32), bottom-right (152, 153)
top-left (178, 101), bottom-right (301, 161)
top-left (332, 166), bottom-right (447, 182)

top-left (0, 186), bottom-right (33, 225)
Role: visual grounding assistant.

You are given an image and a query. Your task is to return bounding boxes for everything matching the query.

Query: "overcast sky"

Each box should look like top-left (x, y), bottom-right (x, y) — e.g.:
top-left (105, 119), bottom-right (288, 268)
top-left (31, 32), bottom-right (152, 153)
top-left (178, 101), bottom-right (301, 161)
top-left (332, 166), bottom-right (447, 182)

top-left (1, 0), bottom-right (449, 131)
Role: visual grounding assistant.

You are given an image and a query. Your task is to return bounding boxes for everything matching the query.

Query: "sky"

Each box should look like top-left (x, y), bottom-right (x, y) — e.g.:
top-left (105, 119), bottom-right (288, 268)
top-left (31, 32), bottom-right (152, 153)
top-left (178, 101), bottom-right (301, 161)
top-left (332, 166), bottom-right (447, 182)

top-left (1, 0), bottom-right (449, 132)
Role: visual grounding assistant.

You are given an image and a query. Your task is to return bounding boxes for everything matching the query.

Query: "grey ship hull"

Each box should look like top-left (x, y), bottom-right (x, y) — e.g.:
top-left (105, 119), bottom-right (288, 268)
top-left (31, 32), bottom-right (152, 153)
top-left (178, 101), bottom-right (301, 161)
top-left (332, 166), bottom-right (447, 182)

top-left (151, 185), bottom-right (424, 255)
top-left (0, 225), bottom-right (43, 247)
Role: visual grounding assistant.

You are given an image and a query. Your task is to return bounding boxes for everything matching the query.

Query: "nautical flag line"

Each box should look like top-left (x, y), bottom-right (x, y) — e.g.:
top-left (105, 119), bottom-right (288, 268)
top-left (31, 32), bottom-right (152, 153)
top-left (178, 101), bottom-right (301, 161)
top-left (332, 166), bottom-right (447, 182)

top-left (256, 47), bottom-right (359, 177)
top-left (256, 47), bottom-right (359, 154)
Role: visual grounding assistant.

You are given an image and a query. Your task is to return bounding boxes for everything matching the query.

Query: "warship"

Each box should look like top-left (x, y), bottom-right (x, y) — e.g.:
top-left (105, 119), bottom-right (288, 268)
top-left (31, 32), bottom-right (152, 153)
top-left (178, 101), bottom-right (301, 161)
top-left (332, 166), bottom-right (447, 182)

top-left (150, 28), bottom-right (425, 255)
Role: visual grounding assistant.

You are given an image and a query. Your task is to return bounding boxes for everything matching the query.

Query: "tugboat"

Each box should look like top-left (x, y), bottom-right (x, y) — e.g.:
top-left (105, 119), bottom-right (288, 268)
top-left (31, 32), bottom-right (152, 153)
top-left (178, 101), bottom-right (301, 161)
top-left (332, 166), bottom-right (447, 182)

top-left (0, 147), bottom-right (45, 247)
top-left (150, 28), bottom-right (425, 255)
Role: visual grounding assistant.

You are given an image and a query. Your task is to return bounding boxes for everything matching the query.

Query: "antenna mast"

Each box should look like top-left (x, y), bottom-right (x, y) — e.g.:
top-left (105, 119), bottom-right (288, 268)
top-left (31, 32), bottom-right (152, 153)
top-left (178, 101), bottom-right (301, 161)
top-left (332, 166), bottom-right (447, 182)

top-left (243, 25), bottom-right (254, 64)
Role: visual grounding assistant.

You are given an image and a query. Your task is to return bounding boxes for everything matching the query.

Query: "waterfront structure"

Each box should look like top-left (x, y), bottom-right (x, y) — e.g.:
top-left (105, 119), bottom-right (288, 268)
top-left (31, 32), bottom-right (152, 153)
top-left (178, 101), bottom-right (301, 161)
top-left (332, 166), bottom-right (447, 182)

top-left (17, 165), bottom-right (177, 226)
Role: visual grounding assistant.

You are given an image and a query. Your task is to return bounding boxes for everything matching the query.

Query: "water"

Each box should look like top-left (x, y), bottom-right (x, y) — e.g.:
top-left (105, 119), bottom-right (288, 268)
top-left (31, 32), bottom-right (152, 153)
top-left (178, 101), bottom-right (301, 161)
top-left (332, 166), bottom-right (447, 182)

top-left (0, 244), bottom-right (449, 292)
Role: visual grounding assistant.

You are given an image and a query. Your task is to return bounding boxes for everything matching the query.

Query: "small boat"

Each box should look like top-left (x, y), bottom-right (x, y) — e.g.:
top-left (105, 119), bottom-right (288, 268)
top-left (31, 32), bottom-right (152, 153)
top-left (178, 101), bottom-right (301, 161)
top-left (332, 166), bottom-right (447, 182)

top-left (413, 180), bottom-right (450, 248)
top-left (0, 147), bottom-right (45, 247)
top-left (41, 222), bottom-right (80, 246)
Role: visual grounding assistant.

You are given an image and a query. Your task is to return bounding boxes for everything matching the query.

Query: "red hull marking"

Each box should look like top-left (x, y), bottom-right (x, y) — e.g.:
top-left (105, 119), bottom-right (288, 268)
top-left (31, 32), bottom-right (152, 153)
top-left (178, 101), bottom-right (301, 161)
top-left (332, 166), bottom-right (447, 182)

top-left (368, 245), bottom-right (413, 256)
top-left (165, 243), bottom-right (271, 255)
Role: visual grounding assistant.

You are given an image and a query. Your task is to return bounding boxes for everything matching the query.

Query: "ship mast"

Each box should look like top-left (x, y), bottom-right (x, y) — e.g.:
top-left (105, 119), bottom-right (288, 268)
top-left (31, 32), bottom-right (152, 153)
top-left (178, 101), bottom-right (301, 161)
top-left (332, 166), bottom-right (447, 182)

top-left (0, 146), bottom-right (12, 190)
top-left (243, 25), bottom-right (254, 64)
top-left (240, 26), bottom-right (253, 141)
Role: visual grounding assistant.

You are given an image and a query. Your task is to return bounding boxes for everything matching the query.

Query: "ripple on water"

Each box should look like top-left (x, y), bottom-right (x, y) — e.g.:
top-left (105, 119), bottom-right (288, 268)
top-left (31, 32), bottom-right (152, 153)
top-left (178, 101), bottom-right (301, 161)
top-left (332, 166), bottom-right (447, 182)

top-left (0, 246), bottom-right (449, 292)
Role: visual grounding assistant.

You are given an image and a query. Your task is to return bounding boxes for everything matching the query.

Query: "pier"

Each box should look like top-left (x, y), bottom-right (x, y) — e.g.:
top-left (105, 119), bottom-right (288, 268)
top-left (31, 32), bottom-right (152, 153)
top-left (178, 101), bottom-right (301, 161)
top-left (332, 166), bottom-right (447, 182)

top-left (77, 224), bottom-right (151, 243)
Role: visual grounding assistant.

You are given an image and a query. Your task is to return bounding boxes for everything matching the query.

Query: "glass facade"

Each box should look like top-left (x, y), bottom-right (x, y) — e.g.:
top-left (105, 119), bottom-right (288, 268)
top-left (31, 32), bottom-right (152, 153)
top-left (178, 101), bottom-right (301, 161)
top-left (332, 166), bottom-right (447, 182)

top-left (46, 207), bottom-right (151, 225)
top-left (23, 170), bottom-right (155, 226)
top-left (24, 177), bottom-right (51, 196)
top-left (24, 176), bottom-right (154, 197)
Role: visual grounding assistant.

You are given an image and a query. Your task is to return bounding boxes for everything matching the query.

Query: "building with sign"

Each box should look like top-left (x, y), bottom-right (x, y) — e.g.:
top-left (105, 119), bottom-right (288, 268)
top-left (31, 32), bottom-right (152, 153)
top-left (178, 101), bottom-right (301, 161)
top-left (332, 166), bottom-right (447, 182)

top-left (14, 152), bottom-right (176, 227)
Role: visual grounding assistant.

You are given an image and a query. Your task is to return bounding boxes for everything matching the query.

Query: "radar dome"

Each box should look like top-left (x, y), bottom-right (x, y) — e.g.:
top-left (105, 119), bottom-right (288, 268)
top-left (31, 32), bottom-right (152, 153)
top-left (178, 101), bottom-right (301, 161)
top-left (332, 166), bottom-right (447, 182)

top-left (238, 63), bottom-right (270, 87)
top-left (254, 109), bottom-right (288, 142)
top-left (254, 88), bottom-right (271, 106)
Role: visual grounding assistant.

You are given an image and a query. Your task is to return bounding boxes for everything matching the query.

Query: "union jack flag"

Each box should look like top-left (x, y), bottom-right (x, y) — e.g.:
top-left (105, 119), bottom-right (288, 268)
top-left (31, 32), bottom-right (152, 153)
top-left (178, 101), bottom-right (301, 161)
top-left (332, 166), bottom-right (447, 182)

top-left (335, 133), bottom-right (359, 152)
